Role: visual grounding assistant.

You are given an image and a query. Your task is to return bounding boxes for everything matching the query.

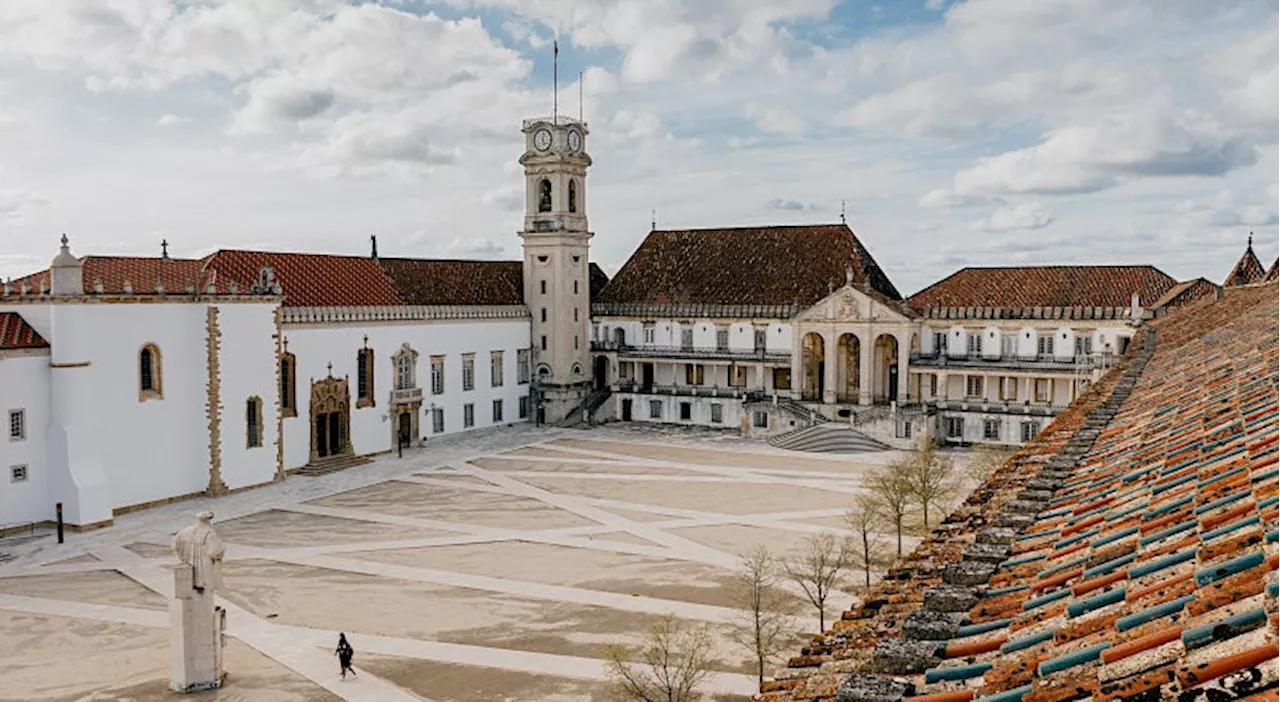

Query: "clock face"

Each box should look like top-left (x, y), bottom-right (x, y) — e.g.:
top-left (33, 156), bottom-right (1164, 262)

top-left (533, 128), bottom-right (552, 151)
top-left (567, 130), bottom-right (582, 153)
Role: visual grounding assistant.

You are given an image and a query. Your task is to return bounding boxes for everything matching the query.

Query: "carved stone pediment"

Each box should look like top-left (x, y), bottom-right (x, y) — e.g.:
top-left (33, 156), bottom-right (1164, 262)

top-left (796, 286), bottom-right (910, 324)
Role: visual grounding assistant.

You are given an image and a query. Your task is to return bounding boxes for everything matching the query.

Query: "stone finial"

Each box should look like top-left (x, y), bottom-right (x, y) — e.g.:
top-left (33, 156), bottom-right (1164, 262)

top-left (1, 280), bottom-right (9, 296)
top-left (39, 278), bottom-right (47, 294)
top-left (122, 279), bottom-right (133, 294)
top-left (19, 280), bottom-right (29, 295)
top-left (205, 281), bottom-right (217, 294)
top-left (93, 278), bottom-right (104, 294)
top-left (228, 280), bottom-right (238, 295)
top-left (155, 277), bottom-right (164, 294)
top-left (846, 265), bottom-right (854, 286)
top-left (184, 281), bottom-right (195, 294)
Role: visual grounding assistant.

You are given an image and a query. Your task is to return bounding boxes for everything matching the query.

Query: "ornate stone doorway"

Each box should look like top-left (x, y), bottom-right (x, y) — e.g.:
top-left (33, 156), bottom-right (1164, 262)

top-left (310, 375), bottom-right (351, 462)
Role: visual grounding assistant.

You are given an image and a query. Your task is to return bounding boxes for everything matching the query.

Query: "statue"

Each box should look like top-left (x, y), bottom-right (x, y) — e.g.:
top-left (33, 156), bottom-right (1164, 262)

top-left (170, 511), bottom-right (226, 693)
top-left (172, 510), bottom-right (225, 592)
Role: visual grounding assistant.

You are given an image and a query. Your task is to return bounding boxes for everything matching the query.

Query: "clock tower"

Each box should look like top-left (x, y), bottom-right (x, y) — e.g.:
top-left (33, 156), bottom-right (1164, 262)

top-left (519, 115), bottom-right (593, 425)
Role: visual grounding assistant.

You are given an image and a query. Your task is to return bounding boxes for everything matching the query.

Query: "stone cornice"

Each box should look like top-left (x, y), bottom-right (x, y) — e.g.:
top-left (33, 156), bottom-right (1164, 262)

top-left (917, 305), bottom-right (1140, 321)
top-left (591, 303), bottom-right (804, 320)
top-left (281, 305), bottom-right (530, 326)
top-left (0, 294), bottom-right (281, 305)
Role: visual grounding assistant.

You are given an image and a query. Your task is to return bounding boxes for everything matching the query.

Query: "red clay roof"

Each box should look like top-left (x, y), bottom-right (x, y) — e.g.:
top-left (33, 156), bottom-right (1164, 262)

top-left (378, 258), bottom-right (525, 306)
top-left (12, 257), bottom-right (236, 295)
top-left (1223, 244), bottom-right (1267, 287)
top-left (201, 250), bottom-right (402, 307)
top-left (908, 265), bottom-right (1176, 312)
top-left (1149, 277), bottom-right (1221, 312)
top-left (1265, 258), bottom-right (1278, 283)
top-left (596, 224), bottom-right (902, 309)
top-left (0, 312), bottom-right (48, 350)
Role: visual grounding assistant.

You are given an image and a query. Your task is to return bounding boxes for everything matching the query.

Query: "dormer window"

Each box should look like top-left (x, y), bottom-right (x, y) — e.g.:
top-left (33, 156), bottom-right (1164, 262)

top-left (538, 179), bottom-right (552, 212)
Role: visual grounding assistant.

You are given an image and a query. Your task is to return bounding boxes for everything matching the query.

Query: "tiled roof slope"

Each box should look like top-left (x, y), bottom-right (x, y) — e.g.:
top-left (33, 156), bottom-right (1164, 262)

top-left (1223, 245), bottom-right (1267, 288)
top-left (596, 224), bottom-right (902, 308)
top-left (10, 257), bottom-right (238, 295)
top-left (758, 282), bottom-right (1279, 702)
top-left (1149, 279), bottom-right (1221, 315)
top-left (202, 250), bottom-right (403, 307)
top-left (378, 258), bottom-right (610, 306)
top-left (0, 312), bottom-right (48, 349)
top-left (908, 267), bottom-right (1176, 315)
top-left (1265, 260), bottom-right (1278, 283)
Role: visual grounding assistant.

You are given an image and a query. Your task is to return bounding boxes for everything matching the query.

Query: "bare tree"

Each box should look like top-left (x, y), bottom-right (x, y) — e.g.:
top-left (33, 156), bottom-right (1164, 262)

top-left (902, 435), bottom-right (956, 529)
top-left (783, 531), bottom-right (854, 633)
top-left (728, 547), bottom-right (797, 687)
top-left (604, 614), bottom-right (715, 702)
top-left (845, 493), bottom-right (891, 588)
top-left (867, 459), bottom-right (913, 556)
top-left (964, 444), bottom-right (1012, 485)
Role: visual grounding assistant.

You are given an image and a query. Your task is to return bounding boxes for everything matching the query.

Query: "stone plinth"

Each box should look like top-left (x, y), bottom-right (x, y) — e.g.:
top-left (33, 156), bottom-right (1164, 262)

top-left (169, 564), bottom-right (225, 693)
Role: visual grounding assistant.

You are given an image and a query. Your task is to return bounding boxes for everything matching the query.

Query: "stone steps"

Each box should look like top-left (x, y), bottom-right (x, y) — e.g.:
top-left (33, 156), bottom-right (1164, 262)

top-left (769, 424), bottom-right (890, 454)
top-left (296, 453), bottom-right (373, 477)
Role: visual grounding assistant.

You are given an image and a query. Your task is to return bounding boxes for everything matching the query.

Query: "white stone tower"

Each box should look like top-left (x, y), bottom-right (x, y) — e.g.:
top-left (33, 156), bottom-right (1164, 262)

top-left (519, 115), bottom-right (593, 424)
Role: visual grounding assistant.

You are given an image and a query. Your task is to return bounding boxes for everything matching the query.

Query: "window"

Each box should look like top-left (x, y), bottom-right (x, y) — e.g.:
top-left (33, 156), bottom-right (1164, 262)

top-left (1037, 334), bottom-right (1055, 356)
top-left (491, 351), bottom-right (504, 387)
top-left (574, 336), bottom-right (579, 350)
top-left (966, 376), bottom-right (983, 398)
top-left (1034, 378), bottom-right (1051, 403)
top-left (568, 179), bottom-right (577, 213)
top-left (432, 407), bottom-right (445, 433)
top-left (773, 368), bottom-right (791, 390)
top-left (680, 328), bottom-right (693, 349)
top-left (431, 356), bottom-right (445, 395)
top-left (541, 308), bottom-right (547, 323)
top-left (493, 399), bottom-right (503, 423)
top-left (710, 404), bottom-right (723, 424)
top-left (897, 420), bottom-right (913, 439)
top-left (541, 335), bottom-right (547, 351)
top-left (538, 179), bottom-right (552, 212)
top-left (649, 400), bottom-right (662, 419)
top-left (729, 365), bottom-right (747, 387)
top-left (356, 347), bottom-right (375, 408)
top-left (966, 333), bottom-right (981, 356)
top-left (929, 374), bottom-right (939, 396)
top-left (1075, 335), bottom-right (1092, 356)
top-left (643, 323), bottom-right (656, 344)
top-left (1021, 421), bottom-right (1040, 442)
top-left (139, 343), bottom-right (163, 400)
top-left (540, 280), bottom-right (547, 295)
top-left (10, 465), bottom-right (27, 483)
top-left (395, 351), bottom-right (416, 391)
top-left (716, 329), bottom-right (729, 350)
top-left (280, 353), bottom-right (297, 417)
top-left (983, 418), bottom-right (1001, 440)
top-left (462, 354), bottom-right (475, 391)
top-left (933, 332), bottom-right (947, 355)
top-left (574, 308), bottom-right (579, 322)
top-left (685, 363), bottom-right (704, 385)
top-left (517, 349), bottom-right (530, 384)
top-left (519, 395), bottom-right (529, 419)
top-left (574, 280), bottom-right (579, 295)
top-left (8, 410), bottom-right (24, 441)
top-left (1001, 335), bottom-right (1017, 357)
top-left (753, 411), bottom-right (769, 428)
top-left (246, 397), bottom-right (263, 448)
top-left (754, 329), bottom-right (767, 351)
top-left (463, 403), bottom-right (475, 428)
top-left (1000, 376), bottom-right (1018, 401)
top-left (680, 402), bottom-right (692, 421)
top-left (946, 417), bottom-right (964, 438)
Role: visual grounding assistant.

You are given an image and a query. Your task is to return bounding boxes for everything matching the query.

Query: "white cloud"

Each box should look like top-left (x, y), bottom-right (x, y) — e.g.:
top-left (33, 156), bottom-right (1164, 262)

top-left (155, 114), bottom-right (188, 126)
top-left (919, 189), bottom-right (1000, 209)
top-left (969, 202), bottom-right (1055, 232)
top-left (745, 102), bottom-right (804, 137)
top-left (0, 187), bottom-right (50, 219)
top-left (1174, 190), bottom-right (1278, 229)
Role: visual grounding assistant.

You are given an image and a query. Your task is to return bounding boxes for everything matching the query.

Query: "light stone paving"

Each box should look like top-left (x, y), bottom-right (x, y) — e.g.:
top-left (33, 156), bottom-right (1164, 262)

top-left (0, 424), bottom-right (953, 702)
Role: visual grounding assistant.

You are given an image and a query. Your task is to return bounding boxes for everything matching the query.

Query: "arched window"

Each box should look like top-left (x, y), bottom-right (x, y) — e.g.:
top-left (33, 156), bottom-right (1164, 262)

top-left (139, 344), bottom-right (163, 401)
top-left (356, 347), bottom-right (375, 408)
top-left (246, 396), bottom-right (263, 448)
top-left (537, 179), bottom-right (552, 212)
top-left (568, 179), bottom-right (577, 213)
top-left (280, 351), bottom-right (297, 417)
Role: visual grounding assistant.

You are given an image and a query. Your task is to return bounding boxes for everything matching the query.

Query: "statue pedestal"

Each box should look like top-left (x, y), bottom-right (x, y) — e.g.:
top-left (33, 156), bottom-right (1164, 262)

top-left (169, 564), bottom-right (225, 692)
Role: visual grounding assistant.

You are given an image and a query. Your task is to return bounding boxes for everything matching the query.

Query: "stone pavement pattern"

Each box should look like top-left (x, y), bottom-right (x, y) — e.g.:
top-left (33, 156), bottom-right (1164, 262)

top-left (0, 424), bottom-right (955, 702)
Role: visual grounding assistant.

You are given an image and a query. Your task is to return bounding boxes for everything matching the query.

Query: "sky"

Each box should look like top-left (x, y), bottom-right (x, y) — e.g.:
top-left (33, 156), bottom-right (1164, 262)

top-left (0, 0), bottom-right (1275, 295)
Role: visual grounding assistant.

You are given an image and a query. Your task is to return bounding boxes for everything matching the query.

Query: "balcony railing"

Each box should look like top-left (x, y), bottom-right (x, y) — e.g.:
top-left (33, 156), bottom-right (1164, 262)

top-left (925, 398), bottom-right (1068, 416)
top-left (592, 341), bottom-right (789, 362)
top-left (614, 380), bottom-right (767, 401)
top-left (910, 351), bottom-right (1105, 371)
top-left (391, 387), bottom-right (423, 404)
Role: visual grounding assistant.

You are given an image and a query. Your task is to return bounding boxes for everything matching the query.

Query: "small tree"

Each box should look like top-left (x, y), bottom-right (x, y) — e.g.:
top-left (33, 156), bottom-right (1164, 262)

top-left (964, 445), bottom-right (1012, 485)
top-left (845, 493), bottom-right (891, 588)
top-left (867, 459), bottom-right (913, 556)
top-left (783, 531), bottom-right (853, 633)
top-left (902, 436), bottom-right (956, 529)
top-left (728, 547), bottom-right (797, 687)
top-left (604, 614), bottom-right (715, 702)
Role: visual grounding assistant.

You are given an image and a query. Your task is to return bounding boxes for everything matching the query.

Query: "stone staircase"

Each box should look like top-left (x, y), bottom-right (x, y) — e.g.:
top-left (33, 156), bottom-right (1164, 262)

top-left (296, 453), bottom-right (373, 477)
top-left (768, 423), bottom-right (891, 454)
top-left (559, 388), bottom-right (612, 428)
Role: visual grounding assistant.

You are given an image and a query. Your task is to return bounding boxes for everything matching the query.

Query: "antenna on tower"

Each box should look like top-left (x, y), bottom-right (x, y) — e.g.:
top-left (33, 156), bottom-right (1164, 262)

top-left (840, 199), bottom-right (846, 224)
top-left (552, 40), bottom-right (559, 122)
top-left (651, 209), bottom-right (657, 230)
top-left (579, 70), bottom-right (584, 123)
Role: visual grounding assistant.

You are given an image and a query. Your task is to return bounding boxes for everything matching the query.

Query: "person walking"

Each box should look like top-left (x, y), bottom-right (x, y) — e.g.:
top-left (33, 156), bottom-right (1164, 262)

top-left (336, 633), bottom-right (357, 679)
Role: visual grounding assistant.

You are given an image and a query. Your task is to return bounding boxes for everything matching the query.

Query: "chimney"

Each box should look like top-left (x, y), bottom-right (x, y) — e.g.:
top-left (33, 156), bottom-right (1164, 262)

top-left (1130, 291), bottom-right (1142, 322)
top-left (50, 234), bottom-right (83, 296)
top-left (370, 234), bottom-right (379, 261)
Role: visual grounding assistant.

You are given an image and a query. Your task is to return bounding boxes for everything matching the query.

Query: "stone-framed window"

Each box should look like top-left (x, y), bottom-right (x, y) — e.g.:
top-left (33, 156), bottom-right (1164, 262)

top-left (568, 179), bottom-right (578, 213)
top-left (1034, 378), bottom-right (1051, 403)
top-left (492, 399), bottom-right (503, 423)
top-left (642, 323), bottom-right (655, 344)
top-left (896, 420), bottom-right (913, 439)
top-left (1021, 421), bottom-right (1041, 442)
top-left (773, 368), bottom-right (791, 391)
top-left (966, 333), bottom-right (981, 356)
top-left (246, 396), bottom-right (263, 448)
top-left (356, 347), bottom-right (375, 408)
top-left (685, 363), bottom-right (704, 385)
top-left (983, 418), bottom-right (1001, 440)
top-left (946, 416), bottom-right (964, 438)
top-left (999, 376), bottom-right (1018, 402)
top-left (139, 343), bottom-right (163, 401)
top-left (753, 411), bottom-right (769, 429)
top-left (517, 349), bottom-right (530, 384)
top-left (432, 407), bottom-right (445, 433)
top-left (10, 465), bottom-right (27, 483)
top-left (463, 403), bottom-right (475, 428)
top-left (929, 374), bottom-right (939, 397)
top-left (280, 352), bottom-right (297, 418)
top-left (716, 328), bottom-right (729, 350)
top-left (462, 354), bottom-right (475, 391)
top-left (729, 365), bottom-right (747, 388)
top-left (491, 351), bottom-right (504, 387)
top-left (679, 402), bottom-right (692, 420)
top-left (393, 344), bottom-right (418, 391)
top-left (519, 395), bottom-right (529, 419)
top-left (649, 400), bottom-right (662, 419)
top-left (1074, 335), bottom-right (1093, 356)
top-left (431, 356), bottom-right (445, 395)
top-left (965, 376), bottom-right (983, 398)
top-left (1037, 334), bottom-right (1055, 356)
top-left (710, 403), bottom-right (723, 424)
top-left (7, 409), bottom-right (24, 441)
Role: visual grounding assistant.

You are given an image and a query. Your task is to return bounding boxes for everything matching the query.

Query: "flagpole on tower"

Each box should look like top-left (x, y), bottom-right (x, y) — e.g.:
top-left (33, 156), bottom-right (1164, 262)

top-left (552, 40), bottom-right (559, 122)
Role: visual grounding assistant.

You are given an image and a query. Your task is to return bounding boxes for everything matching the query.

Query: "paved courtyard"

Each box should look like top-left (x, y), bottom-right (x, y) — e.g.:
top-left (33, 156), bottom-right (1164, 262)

top-left (0, 425), bottom-right (949, 702)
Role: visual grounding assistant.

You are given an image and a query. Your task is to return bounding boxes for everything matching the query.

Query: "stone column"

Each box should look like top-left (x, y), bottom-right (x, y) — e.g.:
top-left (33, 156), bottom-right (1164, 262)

top-left (897, 333), bottom-right (910, 404)
top-left (858, 333), bottom-right (873, 406)
top-left (822, 333), bottom-right (837, 404)
top-left (790, 340), bottom-right (803, 400)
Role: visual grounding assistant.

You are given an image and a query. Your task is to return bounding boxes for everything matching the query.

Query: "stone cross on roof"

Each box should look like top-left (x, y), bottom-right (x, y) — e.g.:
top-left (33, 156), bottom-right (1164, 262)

top-left (161, 239), bottom-right (169, 260)
top-left (326, 362), bottom-right (333, 376)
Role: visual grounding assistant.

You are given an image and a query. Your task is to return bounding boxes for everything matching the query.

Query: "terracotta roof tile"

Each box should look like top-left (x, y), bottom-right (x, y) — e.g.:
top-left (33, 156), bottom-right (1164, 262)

top-left (908, 265), bottom-right (1176, 312)
top-left (0, 312), bottom-right (48, 350)
top-left (11, 257), bottom-right (236, 295)
top-left (1149, 278), bottom-right (1221, 312)
top-left (202, 250), bottom-right (401, 307)
top-left (378, 258), bottom-right (610, 306)
top-left (1223, 244), bottom-right (1267, 288)
top-left (1266, 259), bottom-right (1278, 283)
top-left (596, 223), bottom-right (902, 309)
